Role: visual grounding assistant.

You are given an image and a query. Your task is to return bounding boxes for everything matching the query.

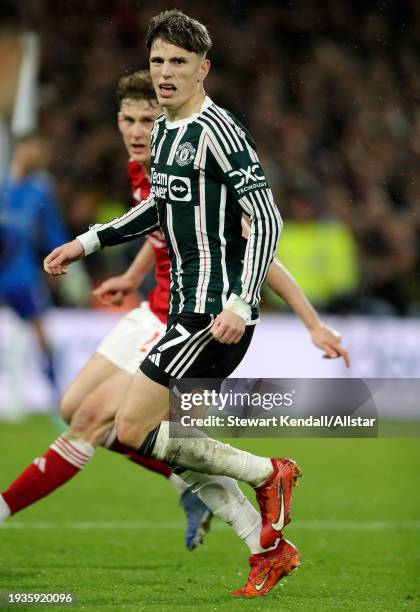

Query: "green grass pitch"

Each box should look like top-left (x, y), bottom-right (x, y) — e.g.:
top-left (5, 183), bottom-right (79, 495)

top-left (0, 416), bottom-right (419, 611)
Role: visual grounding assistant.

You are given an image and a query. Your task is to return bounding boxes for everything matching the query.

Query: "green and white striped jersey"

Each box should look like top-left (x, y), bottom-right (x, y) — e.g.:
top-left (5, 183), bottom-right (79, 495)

top-left (83, 96), bottom-right (282, 320)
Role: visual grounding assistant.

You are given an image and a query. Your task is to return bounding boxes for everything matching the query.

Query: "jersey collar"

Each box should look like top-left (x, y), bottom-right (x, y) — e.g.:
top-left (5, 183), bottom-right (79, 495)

top-left (164, 95), bottom-right (213, 129)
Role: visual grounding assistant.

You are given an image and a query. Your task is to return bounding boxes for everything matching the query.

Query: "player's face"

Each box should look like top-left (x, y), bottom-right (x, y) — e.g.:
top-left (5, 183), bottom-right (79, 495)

top-left (149, 39), bottom-right (210, 116)
top-left (118, 99), bottom-right (160, 164)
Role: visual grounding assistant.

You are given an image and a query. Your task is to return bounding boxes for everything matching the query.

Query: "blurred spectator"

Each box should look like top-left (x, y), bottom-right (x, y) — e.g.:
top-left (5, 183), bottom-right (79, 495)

top-left (0, 133), bottom-right (70, 397)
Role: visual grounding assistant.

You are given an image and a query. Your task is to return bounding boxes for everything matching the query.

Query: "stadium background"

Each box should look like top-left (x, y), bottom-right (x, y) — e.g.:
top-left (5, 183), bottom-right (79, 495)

top-left (0, 1), bottom-right (419, 610)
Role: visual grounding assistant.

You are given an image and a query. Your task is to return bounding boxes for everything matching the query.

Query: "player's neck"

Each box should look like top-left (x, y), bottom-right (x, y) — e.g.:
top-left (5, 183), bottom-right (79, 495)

top-left (163, 89), bottom-right (206, 123)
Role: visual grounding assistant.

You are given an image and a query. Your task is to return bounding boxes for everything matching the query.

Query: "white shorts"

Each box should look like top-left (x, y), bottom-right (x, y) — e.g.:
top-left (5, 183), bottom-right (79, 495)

top-left (96, 301), bottom-right (167, 374)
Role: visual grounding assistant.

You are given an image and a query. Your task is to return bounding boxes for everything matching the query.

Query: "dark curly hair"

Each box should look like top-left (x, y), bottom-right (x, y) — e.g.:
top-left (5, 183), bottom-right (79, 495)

top-left (146, 9), bottom-right (212, 55)
top-left (116, 70), bottom-right (157, 108)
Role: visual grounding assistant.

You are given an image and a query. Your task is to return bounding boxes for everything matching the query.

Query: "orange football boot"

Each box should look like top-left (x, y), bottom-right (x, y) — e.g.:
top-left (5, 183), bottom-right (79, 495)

top-left (231, 538), bottom-right (300, 597)
top-left (256, 458), bottom-right (302, 549)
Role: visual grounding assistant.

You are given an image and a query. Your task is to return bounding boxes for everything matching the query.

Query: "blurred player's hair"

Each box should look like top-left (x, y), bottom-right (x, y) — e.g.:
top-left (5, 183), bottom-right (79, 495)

top-left (116, 70), bottom-right (157, 107)
top-left (146, 9), bottom-right (212, 56)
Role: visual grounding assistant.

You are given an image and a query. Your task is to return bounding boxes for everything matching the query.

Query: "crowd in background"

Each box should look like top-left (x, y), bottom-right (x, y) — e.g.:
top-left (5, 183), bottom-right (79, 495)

top-left (12, 0), bottom-right (420, 314)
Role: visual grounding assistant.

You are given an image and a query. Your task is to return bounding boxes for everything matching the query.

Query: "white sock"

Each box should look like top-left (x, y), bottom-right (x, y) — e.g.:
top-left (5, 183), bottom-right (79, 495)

top-left (179, 471), bottom-right (266, 554)
top-left (0, 495), bottom-right (11, 522)
top-left (153, 421), bottom-right (273, 488)
top-left (168, 473), bottom-right (188, 495)
top-left (51, 432), bottom-right (95, 466)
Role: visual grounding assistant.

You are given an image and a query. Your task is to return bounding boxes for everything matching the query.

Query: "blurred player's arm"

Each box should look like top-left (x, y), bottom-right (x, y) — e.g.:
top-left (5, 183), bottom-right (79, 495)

top-left (44, 193), bottom-right (159, 276)
top-left (241, 216), bottom-right (350, 366)
top-left (265, 257), bottom-right (350, 367)
top-left (92, 241), bottom-right (156, 306)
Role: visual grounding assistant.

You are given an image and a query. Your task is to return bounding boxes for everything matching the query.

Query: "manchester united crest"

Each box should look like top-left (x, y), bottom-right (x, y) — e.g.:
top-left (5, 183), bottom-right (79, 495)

top-left (175, 142), bottom-right (196, 166)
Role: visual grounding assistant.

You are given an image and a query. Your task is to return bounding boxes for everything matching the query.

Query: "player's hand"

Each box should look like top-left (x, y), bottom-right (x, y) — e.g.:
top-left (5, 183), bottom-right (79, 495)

top-left (92, 274), bottom-right (136, 306)
top-left (43, 239), bottom-right (85, 276)
top-left (211, 310), bottom-right (245, 345)
top-left (310, 322), bottom-right (350, 368)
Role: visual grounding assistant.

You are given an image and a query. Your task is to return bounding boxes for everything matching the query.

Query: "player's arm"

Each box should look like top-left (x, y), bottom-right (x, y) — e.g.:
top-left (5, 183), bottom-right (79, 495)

top-left (92, 241), bottom-right (156, 306)
top-left (44, 193), bottom-right (159, 276)
top-left (241, 217), bottom-right (350, 366)
top-left (265, 258), bottom-right (350, 367)
top-left (205, 126), bottom-right (282, 344)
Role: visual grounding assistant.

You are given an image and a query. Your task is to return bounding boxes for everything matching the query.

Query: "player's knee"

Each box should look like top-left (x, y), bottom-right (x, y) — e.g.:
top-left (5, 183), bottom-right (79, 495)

top-left (60, 389), bottom-right (79, 424)
top-left (69, 399), bottom-right (104, 438)
top-left (115, 413), bottom-right (146, 450)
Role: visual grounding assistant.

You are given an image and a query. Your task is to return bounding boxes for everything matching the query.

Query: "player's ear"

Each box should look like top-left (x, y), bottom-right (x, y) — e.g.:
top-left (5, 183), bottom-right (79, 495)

top-left (200, 58), bottom-right (211, 82)
top-left (117, 112), bottom-right (124, 133)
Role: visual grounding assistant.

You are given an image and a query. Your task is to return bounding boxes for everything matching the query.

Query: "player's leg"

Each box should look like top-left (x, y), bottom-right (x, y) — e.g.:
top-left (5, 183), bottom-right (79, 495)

top-left (1, 284), bottom-right (56, 410)
top-left (67, 368), bottom-right (175, 482)
top-left (178, 470), bottom-right (300, 596)
top-left (60, 302), bottom-right (161, 423)
top-left (115, 314), bottom-right (301, 549)
top-left (60, 349), bottom-right (175, 475)
top-left (0, 367), bottom-right (184, 525)
top-left (0, 365), bottom-right (169, 516)
top-left (0, 362), bottom-right (171, 513)
top-left (0, 356), bottom-right (116, 520)
top-left (60, 329), bottom-right (180, 479)
top-left (114, 373), bottom-right (267, 553)
top-left (1, 307), bottom-right (211, 550)
top-left (31, 316), bottom-right (58, 392)
top-left (114, 370), bottom-right (299, 595)
top-left (10, 282), bottom-right (59, 395)
top-left (60, 352), bottom-right (119, 424)
top-left (115, 369), bottom-right (298, 546)
top-left (0, 424), bottom-right (94, 521)
top-left (99, 422), bottom-right (210, 548)
top-left (82, 388), bottom-right (215, 551)
top-left (61, 351), bottom-right (177, 488)
top-left (84, 303), bottom-right (213, 548)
